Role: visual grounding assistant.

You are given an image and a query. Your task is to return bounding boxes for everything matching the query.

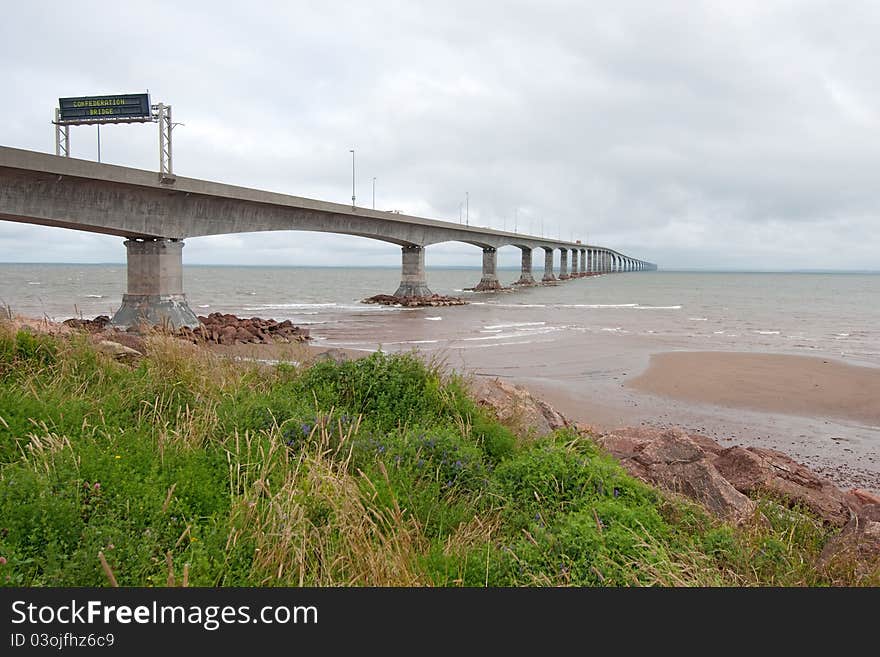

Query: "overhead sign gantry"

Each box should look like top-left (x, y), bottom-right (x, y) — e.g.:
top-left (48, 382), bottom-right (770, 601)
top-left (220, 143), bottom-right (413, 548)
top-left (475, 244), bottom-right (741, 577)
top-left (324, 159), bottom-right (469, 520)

top-left (53, 92), bottom-right (178, 183)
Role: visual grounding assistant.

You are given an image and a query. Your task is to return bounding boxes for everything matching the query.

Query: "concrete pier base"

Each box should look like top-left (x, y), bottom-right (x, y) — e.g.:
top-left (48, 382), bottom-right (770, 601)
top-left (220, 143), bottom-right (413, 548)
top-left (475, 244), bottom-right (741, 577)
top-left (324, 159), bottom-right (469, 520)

top-left (393, 245), bottom-right (433, 297)
top-left (558, 248), bottom-right (570, 279)
top-left (514, 247), bottom-right (536, 285)
top-left (542, 248), bottom-right (556, 282)
top-left (474, 247), bottom-right (503, 291)
top-left (111, 238), bottom-right (199, 329)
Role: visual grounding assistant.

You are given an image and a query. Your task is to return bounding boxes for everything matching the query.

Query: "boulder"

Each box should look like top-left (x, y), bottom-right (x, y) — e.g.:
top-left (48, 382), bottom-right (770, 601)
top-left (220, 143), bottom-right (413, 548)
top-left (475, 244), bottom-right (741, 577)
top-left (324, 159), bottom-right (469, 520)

top-left (844, 490), bottom-right (880, 524)
top-left (471, 377), bottom-right (567, 438)
top-left (596, 428), bottom-right (755, 521)
top-left (94, 340), bottom-right (143, 363)
top-left (714, 446), bottom-right (852, 526)
top-left (818, 516), bottom-right (880, 582)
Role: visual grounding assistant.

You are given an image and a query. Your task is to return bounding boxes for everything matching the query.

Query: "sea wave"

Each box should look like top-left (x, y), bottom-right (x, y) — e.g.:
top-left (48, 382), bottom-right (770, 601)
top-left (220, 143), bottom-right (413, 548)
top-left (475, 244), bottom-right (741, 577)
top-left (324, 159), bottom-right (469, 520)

top-left (492, 303), bottom-right (547, 308)
top-left (483, 321), bottom-right (546, 330)
top-left (243, 303), bottom-right (339, 309)
top-left (464, 326), bottom-right (561, 341)
top-left (85, 294), bottom-right (104, 299)
top-left (558, 303), bottom-right (638, 309)
top-left (384, 339), bottom-right (440, 345)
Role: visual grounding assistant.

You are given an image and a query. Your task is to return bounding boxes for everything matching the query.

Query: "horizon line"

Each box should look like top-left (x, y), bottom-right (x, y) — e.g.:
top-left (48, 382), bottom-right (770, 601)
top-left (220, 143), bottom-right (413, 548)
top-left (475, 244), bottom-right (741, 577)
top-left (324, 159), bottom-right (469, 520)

top-left (0, 262), bottom-right (877, 274)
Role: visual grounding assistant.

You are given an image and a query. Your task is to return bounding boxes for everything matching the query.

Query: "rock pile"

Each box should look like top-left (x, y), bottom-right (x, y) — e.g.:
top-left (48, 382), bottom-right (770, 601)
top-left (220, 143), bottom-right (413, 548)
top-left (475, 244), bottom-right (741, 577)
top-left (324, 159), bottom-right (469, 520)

top-left (61, 313), bottom-right (309, 346)
top-left (362, 294), bottom-right (467, 307)
top-left (62, 315), bottom-right (111, 332)
top-left (179, 313), bottom-right (310, 345)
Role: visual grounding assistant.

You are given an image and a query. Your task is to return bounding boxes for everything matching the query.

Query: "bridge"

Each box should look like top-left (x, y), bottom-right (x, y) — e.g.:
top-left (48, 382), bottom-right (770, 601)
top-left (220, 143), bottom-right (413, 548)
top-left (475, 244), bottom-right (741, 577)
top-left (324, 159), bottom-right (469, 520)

top-left (0, 146), bottom-right (656, 328)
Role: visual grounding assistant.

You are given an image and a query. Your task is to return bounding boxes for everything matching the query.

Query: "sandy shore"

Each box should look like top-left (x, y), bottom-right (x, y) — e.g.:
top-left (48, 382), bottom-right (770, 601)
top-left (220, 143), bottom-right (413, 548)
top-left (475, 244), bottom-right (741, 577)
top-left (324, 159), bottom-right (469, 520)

top-left (628, 351), bottom-right (880, 427)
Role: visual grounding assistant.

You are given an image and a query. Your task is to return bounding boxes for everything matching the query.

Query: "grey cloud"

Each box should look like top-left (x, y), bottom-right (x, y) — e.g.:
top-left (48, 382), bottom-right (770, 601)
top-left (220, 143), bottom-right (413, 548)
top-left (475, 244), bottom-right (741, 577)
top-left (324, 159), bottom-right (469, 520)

top-left (1, 1), bottom-right (878, 270)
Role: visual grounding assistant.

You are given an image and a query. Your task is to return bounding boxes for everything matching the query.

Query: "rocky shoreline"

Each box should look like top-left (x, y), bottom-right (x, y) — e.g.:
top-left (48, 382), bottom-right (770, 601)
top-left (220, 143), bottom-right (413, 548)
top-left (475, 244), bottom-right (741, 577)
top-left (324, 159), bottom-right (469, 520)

top-left (472, 376), bottom-right (880, 575)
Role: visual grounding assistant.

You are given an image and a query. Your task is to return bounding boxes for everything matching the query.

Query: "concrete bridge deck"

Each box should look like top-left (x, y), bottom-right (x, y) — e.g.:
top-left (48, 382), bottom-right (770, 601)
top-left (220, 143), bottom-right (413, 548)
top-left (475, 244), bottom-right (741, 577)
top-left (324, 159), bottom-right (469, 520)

top-left (0, 146), bottom-right (656, 327)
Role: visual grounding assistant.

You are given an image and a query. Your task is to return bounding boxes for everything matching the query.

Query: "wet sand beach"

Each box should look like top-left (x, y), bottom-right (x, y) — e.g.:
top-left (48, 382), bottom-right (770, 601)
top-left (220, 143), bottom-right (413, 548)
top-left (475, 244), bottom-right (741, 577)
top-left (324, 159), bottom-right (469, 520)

top-left (628, 351), bottom-right (880, 428)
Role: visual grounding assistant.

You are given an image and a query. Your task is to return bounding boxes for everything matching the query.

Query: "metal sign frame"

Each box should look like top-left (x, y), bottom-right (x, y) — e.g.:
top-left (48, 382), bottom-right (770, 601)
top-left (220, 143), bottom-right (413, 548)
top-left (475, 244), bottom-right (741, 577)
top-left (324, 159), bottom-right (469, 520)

top-left (53, 94), bottom-right (177, 184)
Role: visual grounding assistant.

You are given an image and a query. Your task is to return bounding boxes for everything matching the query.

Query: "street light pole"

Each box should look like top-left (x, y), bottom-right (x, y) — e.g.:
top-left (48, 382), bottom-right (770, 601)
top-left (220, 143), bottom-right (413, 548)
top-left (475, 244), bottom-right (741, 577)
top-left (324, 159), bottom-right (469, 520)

top-left (372, 177), bottom-right (376, 210)
top-left (466, 192), bottom-right (469, 227)
top-left (349, 149), bottom-right (355, 209)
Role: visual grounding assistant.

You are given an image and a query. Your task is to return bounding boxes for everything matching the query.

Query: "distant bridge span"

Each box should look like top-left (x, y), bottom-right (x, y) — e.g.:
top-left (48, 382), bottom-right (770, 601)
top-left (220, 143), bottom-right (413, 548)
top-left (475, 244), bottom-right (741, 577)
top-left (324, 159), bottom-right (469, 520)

top-left (0, 146), bottom-right (656, 327)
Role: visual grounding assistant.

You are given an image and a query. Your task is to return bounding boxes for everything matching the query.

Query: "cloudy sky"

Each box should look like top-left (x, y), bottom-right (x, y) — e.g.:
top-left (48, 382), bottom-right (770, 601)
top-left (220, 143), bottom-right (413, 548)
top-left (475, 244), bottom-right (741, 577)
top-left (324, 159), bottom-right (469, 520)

top-left (1, 1), bottom-right (878, 270)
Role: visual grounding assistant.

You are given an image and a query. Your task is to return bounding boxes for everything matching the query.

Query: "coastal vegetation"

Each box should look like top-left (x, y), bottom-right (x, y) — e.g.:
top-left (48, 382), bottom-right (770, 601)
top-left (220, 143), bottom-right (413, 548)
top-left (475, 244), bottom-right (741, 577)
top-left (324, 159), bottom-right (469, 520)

top-left (0, 324), bottom-right (875, 586)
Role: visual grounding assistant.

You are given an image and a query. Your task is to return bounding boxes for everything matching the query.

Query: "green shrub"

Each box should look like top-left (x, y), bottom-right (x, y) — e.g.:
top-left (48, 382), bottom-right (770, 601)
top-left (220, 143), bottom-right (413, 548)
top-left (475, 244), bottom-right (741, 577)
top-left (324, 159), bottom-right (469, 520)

top-left (0, 333), bottom-right (865, 587)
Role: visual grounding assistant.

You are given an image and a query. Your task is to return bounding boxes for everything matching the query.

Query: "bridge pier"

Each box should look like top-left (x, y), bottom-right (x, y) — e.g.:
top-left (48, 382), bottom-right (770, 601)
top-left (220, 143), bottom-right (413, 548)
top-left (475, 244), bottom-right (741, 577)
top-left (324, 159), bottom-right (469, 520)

top-left (542, 247), bottom-right (556, 282)
top-left (580, 249), bottom-right (586, 276)
top-left (474, 247), bottom-right (503, 291)
top-left (110, 238), bottom-right (199, 329)
top-left (514, 247), bottom-right (536, 285)
top-left (393, 245), bottom-right (433, 297)
top-left (558, 248), bottom-right (570, 279)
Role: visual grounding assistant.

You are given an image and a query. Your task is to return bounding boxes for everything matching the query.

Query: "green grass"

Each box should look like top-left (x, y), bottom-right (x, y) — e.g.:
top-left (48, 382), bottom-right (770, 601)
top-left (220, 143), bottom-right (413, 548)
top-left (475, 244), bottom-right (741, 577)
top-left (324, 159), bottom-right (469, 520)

top-left (0, 324), bottom-right (875, 587)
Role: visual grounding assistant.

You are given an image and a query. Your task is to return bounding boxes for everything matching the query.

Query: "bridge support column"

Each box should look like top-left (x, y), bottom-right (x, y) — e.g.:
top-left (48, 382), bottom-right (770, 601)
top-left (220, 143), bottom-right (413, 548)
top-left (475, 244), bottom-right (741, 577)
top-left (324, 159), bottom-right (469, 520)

top-left (514, 247), bottom-right (536, 285)
top-left (559, 249), bottom-right (570, 279)
top-left (474, 247), bottom-right (503, 291)
top-left (542, 248), bottom-right (556, 282)
top-left (569, 249), bottom-right (579, 277)
top-left (111, 238), bottom-right (199, 329)
top-left (394, 245), bottom-right (433, 297)
top-left (580, 249), bottom-right (586, 276)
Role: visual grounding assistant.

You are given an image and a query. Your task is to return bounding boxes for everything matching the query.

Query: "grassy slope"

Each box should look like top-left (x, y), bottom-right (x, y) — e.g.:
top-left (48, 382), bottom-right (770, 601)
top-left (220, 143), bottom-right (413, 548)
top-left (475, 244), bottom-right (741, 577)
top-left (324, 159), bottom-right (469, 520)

top-left (0, 326), bottom-right (873, 586)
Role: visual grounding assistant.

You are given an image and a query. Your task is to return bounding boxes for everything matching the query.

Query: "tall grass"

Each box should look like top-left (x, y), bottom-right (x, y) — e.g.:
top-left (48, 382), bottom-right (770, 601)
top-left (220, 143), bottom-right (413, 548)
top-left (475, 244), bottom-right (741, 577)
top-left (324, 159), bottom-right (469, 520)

top-left (0, 323), bottom-right (875, 587)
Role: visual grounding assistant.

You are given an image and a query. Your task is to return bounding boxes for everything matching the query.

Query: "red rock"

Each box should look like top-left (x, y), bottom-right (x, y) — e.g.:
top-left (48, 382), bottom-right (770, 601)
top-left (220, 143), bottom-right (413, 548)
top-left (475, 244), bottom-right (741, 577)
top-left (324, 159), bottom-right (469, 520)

top-left (470, 377), bottom-right (567, 438)
top-left (596, 428), bottom-right (755, 521)
top-left (818, 516), bottom-right (880, 582)
top-left (714, 446), bottom-right (852, 526)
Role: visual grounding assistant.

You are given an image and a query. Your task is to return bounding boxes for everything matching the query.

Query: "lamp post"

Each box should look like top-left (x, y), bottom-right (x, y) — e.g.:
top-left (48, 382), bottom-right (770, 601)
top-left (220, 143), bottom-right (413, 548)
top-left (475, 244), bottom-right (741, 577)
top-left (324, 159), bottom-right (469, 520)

top-left (372, 177), bottom-right (376, 210)
top-left (349, 149), bottom-right (355, 209)
top-left (466, 191), bottom-right (469, 227)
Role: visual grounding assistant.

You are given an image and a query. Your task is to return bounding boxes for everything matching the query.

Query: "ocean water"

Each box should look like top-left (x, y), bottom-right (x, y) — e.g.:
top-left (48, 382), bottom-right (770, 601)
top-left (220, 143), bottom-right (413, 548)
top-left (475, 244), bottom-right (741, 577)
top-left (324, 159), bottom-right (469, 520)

top-left (1, 264), bottom-right (878, 367)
